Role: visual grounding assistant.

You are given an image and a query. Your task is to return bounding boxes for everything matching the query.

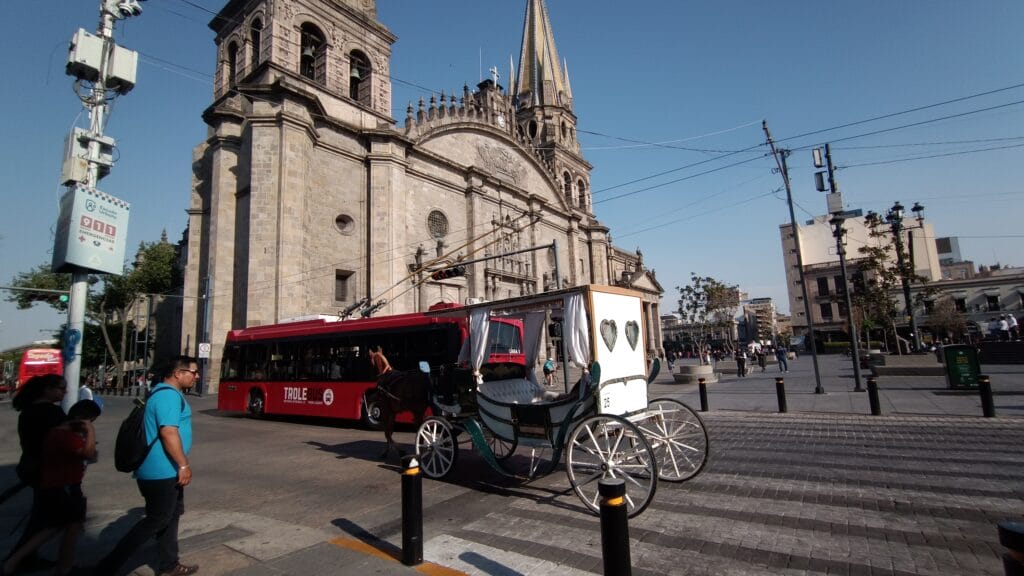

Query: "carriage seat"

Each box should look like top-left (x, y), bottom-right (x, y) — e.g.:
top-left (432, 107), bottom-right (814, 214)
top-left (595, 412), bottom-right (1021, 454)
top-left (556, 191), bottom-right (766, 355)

top-left (478, 378), bottom-right (551, 404)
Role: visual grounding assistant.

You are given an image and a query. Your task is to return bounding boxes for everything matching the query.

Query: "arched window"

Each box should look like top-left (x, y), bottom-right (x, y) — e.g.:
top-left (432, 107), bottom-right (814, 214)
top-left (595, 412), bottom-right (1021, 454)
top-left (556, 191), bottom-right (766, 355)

top-left (577, 179), bottom-right (587, 209)
top-left (562, 172), bottom-right (573, 205)
top-left (299, 23), bottom-right (326, 84)
top-left (349, 50), bottom-right (371, 103)
top-left (250, 18), bottom-right (263, 70)
top-left (227, 41), bottom-right (238, 86)
top-left (528, 120), bottom-right (538, 139)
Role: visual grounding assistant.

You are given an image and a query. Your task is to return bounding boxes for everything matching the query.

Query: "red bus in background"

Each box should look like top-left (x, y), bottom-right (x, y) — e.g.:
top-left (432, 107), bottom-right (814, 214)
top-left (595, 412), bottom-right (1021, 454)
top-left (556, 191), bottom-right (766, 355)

top-left (18, 348), bottom-right (64, 390)
top-left (217, 309), bottom-right (524, 425)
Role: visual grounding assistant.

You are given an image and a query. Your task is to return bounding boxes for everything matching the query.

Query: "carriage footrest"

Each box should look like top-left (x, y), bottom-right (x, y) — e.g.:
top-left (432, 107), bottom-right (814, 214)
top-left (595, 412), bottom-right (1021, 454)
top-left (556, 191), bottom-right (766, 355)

top-left (464, 419), bottom-right (516, 478)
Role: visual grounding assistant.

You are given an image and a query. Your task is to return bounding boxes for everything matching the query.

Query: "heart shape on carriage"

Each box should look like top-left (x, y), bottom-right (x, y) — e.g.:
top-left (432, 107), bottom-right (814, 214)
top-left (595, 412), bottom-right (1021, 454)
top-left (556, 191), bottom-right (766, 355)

top-left (625, 320), bottom-right (640, 350)
top-left (599, 319), bottom-right (617, 351)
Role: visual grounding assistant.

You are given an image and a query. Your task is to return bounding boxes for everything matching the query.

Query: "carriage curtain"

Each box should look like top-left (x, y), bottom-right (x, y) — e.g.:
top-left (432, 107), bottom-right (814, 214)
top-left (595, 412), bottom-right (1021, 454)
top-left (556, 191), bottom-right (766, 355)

top-left (522, 312), bottom-right (546, 385)
top-left (469, 308), bottom-right (491, 383)
top-left (563, 294), bottom-right (591, 369)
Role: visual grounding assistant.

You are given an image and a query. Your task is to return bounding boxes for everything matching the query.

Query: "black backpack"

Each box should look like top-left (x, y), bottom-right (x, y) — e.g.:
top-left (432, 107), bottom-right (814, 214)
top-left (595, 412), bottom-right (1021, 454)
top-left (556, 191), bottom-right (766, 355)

top-left (114, 387), bottom-right (182, 473)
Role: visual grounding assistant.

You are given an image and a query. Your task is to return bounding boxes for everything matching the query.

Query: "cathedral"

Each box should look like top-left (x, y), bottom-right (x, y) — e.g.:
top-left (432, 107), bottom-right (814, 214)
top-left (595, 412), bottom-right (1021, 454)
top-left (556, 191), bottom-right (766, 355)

top-left (181, 0), bottom-right (664, 392)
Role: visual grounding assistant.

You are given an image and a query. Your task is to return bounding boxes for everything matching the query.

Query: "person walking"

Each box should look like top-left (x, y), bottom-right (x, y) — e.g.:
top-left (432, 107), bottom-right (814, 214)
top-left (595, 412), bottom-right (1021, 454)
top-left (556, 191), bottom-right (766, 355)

top-left (757, 349), bottom-right (767, 373)
top-left (92, 356), bottom-right (199, 576)
top-left (542, 358), bottom-right (556, 387)
top-left (5, 375), bottom-right (69, 570)
top-left (735, 348), bottom-right (747, 378)
top-left (4, 399), bottom-right (101, 576)
top-left (775, 347), bottom-right (789, 372)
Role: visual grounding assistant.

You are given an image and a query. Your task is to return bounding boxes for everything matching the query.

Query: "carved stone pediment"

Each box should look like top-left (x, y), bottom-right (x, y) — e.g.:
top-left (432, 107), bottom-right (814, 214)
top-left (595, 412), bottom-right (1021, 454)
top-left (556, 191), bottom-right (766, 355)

top-left (476, 143), bottom-right (524, 185)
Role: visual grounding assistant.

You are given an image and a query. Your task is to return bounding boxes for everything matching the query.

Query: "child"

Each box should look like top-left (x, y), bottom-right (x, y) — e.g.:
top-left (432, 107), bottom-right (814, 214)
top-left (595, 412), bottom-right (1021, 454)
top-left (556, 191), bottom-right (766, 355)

top-left (3, 399), bottom-right (100, 576)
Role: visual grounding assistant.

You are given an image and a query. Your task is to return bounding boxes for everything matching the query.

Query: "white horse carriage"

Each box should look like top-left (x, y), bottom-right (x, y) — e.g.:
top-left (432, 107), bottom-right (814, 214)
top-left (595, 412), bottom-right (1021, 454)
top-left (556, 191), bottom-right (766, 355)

top-left (415, 284), bottom-right (709, 517)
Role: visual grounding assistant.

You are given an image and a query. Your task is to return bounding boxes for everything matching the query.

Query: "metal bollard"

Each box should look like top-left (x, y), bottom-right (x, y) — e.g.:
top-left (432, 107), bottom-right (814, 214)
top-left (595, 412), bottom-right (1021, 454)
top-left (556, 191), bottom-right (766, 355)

top-left (401, 456), bottom-right (423, 566)
top-left (775, 377), bottom-right (787, 413)
top-left (599, 478), bottom-right (631, 576)
top-left (999, 521), bottom-right (1024, 576)
top-left (867, 377), bottom-right (881, 416)
top-left (979, 375), bottom-right (995, 418)
top-left (698, 377), bottom-right (709, 412)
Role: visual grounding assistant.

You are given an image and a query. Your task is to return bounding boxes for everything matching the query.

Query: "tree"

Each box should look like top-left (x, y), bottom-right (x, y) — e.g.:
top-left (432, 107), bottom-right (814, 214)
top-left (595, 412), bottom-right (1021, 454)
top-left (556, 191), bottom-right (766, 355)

top-left (927, 297), bottom-right (967, 343)
top-left (677, 273), bottom-right (740, 364)
top-left (854, 225), bottom-right (935, 353)
top-left (6, 233), bottom-right (181, 384)
top-left (5, 264), bottom-right (96, 311)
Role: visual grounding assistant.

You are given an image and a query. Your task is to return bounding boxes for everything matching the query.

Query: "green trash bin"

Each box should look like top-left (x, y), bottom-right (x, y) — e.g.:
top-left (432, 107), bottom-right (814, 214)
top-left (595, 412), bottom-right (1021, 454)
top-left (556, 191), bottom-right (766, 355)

top-left (943, 344), bottom-right (980, 389)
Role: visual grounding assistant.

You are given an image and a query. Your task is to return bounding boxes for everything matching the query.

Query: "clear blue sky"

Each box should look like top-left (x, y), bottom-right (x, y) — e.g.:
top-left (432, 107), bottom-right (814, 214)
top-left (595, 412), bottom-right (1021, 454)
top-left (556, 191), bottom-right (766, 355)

top-left (2, 0), bottom-right (1022, 351)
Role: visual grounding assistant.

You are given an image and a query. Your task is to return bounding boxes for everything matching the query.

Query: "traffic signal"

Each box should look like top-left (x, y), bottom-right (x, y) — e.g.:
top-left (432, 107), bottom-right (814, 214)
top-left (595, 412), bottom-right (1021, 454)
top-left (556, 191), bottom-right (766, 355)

top-left (429, 265), bottom-right (466, 280)
top-left (59, 294), bottom-right (69, 303)
top-left (104, 0), bottom-right (144, 19)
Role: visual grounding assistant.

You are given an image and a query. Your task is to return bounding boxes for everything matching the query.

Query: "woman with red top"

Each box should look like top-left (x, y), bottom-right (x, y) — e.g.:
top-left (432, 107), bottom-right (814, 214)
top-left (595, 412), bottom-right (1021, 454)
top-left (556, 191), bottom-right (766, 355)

top-left (3, 399), bottom-right (100, 576)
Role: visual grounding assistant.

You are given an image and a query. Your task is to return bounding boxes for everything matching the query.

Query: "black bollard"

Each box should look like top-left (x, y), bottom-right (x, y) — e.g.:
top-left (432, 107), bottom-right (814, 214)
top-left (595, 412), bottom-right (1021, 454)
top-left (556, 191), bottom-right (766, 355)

top-left (698, 377), bottom-right (709, 412)
top-left (775, 377), bottom-right (787, 413)
top-left (599, 478), bottom-right (631, 576)
top-left (401, 456), bottom-right (423, 566)
top-left (998, 521), bottom-right (1024, 576)
top-left (867, 377), bottom-right (881, 416)
top-left (979, 375), bottom-right (995, 418)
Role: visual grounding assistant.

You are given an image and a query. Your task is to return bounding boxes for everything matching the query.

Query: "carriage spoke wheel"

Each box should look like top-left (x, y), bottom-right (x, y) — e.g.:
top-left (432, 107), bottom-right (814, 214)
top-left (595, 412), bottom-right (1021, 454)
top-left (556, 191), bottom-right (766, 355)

top-left (482, 428), bottom-right (517, 461)
top-left (415, 417), bottom-right (459, 479)
top-left (636, 399), bottom-right (709, 482)
top-left (566, 414), bottom-right (657, 518)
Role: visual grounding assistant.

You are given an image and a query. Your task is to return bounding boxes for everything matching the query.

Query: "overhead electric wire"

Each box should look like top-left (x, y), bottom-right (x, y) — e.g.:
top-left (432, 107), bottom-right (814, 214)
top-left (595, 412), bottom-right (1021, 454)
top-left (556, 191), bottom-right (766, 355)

top-left (841, 141), bottom-right (1024, 169)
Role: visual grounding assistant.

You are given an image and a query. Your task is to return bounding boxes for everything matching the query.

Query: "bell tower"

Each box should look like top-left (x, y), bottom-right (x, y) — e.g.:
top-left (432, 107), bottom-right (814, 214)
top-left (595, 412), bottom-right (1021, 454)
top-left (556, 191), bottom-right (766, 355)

top-left (514, 0), bottom-right (591, 214)
top-left (209, 0), bottom-right (394, 120)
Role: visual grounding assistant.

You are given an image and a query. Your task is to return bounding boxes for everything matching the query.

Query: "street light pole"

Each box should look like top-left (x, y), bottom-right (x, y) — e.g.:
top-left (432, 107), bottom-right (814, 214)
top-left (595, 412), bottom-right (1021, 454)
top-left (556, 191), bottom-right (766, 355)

top-left (764, 121), bottom-right (825, 394)
top-left (887, 201), bottom-right (924, 353)
top-left (830, 216), bottom-right (864, 391)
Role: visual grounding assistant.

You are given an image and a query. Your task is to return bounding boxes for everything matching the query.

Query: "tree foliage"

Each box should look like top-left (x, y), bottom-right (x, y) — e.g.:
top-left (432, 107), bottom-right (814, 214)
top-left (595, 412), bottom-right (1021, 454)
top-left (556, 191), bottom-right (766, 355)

top-left (6, 234), bottom-right (181, 380)
top-left (927, 297), bottom-right (967, 343)
top-left (853, 223), bottom-right (935, 350)
top-left (5, 264), bottom-right (96, 312)
top-left (677, 273), bottom-right (740, 359)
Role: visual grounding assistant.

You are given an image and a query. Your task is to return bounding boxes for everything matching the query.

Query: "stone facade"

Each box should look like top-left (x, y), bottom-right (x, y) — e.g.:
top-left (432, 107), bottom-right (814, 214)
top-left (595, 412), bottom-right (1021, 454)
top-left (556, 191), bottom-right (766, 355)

top-left (181, 0), bottom-right (660, 392)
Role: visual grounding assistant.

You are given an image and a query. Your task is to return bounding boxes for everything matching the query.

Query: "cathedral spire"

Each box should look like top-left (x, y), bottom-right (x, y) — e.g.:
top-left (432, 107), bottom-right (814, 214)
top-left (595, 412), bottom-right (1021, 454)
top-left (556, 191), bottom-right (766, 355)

top-left (515, 0), bottom-right (572, 110)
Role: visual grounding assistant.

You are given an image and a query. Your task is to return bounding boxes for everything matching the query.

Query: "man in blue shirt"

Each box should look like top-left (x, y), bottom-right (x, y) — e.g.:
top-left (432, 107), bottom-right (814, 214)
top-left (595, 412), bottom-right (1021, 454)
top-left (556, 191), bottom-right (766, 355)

top-left (94, 356), bottom-right (198, 576)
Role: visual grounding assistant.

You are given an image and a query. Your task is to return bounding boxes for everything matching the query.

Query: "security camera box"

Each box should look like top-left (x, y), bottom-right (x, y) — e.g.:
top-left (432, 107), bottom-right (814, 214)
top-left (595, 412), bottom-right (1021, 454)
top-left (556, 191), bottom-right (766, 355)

top-left (107, 45), bottom-right (138, 94)
top-left (66, 28), bottom-right (104, 82)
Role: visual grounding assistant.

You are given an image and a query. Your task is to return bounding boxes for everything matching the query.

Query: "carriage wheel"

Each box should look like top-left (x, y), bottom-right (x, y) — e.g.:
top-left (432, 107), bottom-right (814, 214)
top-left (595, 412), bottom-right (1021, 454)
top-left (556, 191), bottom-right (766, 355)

top-left (361, 392), bottom-right (384, 430)
top-left (482, 428), bottom-right (517, 461)
top-left (415, 417), bottom-right (459, 479)
top-left (566, 415), bottom-right (657, 518)
top-left (635, 399), bottom-right (709, 482)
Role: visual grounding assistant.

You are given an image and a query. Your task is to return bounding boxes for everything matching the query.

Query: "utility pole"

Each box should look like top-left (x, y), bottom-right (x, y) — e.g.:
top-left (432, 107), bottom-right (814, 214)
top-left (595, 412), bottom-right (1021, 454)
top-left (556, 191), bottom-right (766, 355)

top-left (763, 121), bottom-right (824, 394)
top-left (56, 0), bottom-right (143, 411)
top-left (815, 144), bottom-right (863, 392)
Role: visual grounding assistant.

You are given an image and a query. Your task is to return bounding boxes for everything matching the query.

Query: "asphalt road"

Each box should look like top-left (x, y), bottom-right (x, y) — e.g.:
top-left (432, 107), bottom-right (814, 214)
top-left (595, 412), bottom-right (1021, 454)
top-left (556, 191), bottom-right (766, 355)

top-left (1, 358), bottom-right (1022, 575)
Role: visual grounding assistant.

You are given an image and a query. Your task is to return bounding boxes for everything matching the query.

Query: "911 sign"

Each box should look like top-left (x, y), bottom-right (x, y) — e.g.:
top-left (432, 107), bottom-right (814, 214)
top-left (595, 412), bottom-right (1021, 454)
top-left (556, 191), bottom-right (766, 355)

top-left (52, 184), bottom-right (131, 275)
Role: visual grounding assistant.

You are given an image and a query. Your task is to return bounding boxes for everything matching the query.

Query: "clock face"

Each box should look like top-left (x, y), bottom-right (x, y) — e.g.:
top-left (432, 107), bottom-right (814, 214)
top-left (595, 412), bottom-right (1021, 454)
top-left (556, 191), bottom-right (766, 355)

top-left (496, 114), bottom-right (506, 128)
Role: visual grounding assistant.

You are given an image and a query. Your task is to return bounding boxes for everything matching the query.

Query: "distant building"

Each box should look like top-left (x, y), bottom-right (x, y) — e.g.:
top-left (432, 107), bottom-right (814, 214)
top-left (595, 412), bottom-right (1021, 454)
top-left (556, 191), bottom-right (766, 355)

top-left (780, 212), bottom-right (941, 341)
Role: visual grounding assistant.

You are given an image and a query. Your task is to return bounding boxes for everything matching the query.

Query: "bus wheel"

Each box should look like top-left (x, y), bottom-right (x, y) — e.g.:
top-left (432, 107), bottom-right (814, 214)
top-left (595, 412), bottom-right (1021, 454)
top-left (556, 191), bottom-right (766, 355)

top-left (247, 390), bottom-right (265, 417)
top-left (362, 392), bottom-right (384, 430)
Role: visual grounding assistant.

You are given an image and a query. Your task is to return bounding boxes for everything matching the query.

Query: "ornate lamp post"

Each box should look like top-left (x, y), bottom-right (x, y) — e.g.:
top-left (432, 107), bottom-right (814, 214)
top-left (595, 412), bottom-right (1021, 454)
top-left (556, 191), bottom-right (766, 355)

top-left (830, 215), bottom-right (864, 391)
top-left (878, 201), bottom-right (925, 353)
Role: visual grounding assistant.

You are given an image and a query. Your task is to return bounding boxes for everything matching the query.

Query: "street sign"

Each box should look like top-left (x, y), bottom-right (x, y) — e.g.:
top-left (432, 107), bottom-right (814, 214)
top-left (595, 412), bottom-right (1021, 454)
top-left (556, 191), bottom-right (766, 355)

top-left (198, 342), bottom-right (211, 359)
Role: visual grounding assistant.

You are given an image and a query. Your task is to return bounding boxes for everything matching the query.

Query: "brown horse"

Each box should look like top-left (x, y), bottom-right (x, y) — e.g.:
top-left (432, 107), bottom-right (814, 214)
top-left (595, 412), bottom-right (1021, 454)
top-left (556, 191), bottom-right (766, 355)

top-left (369, 348), bottom-right (431, 460)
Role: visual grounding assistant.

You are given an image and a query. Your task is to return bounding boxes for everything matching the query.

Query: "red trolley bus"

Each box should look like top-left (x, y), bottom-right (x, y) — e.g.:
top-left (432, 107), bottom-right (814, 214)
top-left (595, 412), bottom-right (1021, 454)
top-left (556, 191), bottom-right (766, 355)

top-left (218, 309), bottom-right (524, 425)
top-left (17, 348), bottom-right (64, 390)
